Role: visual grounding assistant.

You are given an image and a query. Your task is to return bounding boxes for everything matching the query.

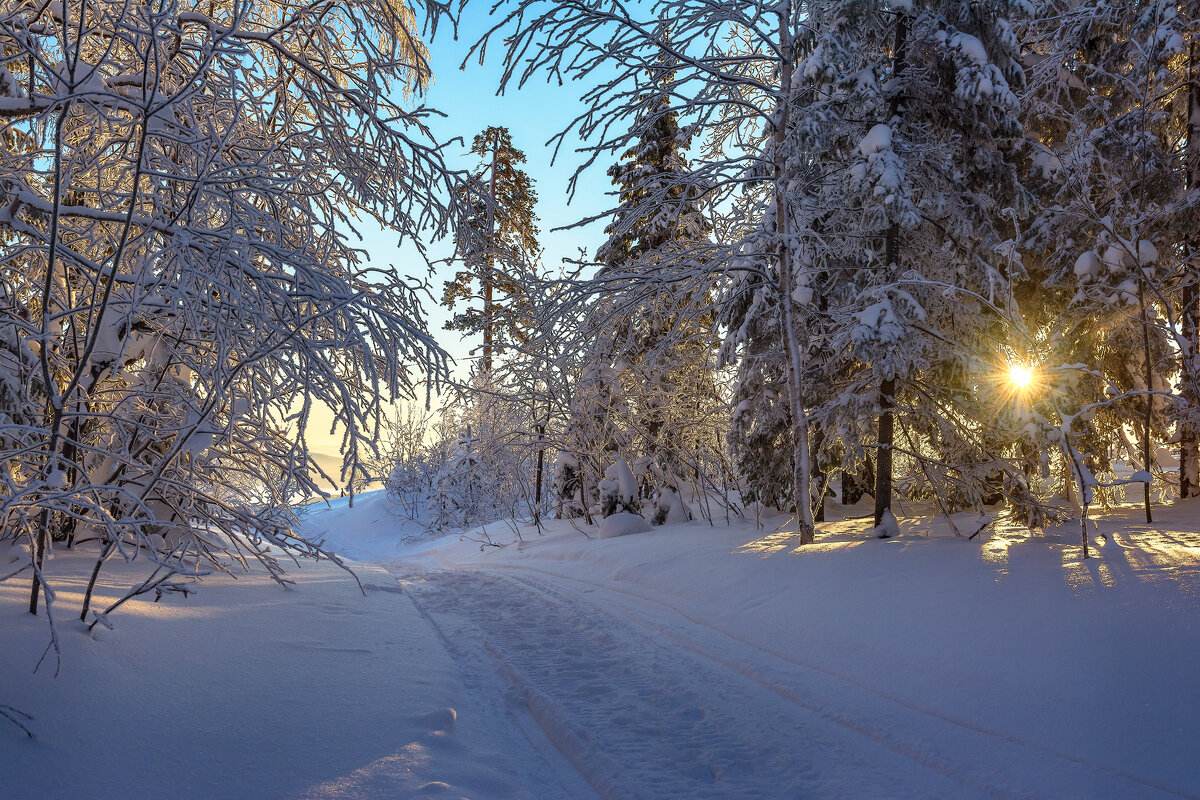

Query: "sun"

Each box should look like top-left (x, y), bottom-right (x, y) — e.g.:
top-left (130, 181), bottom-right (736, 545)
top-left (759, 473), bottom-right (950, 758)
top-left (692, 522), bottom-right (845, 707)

top-left (1008, 364), bottom-right (1034, 390)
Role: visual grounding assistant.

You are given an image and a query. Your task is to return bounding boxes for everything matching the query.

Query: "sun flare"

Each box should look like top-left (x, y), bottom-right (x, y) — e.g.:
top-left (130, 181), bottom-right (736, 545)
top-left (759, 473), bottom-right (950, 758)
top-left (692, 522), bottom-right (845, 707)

top-left (1009, 364), bottom-right (1034, 390)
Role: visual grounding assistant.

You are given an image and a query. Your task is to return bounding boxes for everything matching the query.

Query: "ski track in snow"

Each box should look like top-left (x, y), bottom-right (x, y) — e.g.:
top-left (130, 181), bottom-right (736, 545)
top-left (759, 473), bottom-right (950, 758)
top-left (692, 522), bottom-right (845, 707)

top-left (397, 565), bottom-right (1195, 800)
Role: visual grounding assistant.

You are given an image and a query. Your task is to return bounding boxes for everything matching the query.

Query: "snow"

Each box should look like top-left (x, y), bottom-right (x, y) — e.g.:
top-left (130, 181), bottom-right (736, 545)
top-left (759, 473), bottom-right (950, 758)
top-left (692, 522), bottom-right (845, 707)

top-left (791, 282), bottom-right (814, 306)
top-left (652, 486), bottom-right (691, 524)
top-left (873, 507), bottom-right (899, 538)
top-left (949, 32), bottom-right (989, 67)
top-left (858, 123), bottom-right (892, 157)
top-left (601, 458), bottom-right (638, 508)
top-left (597, 511), bottom-right (651, 538)
top-left (1138, 239), bottom-right (1158, 265)
top-left (0, 532), bottom-right (548, 799)
top-left (5, 492), bottom-right (1200, 798)
top-left (1074, 250), bottom-right (1102, 279)
top-left (1032, 147), bottom-right (1063, 180)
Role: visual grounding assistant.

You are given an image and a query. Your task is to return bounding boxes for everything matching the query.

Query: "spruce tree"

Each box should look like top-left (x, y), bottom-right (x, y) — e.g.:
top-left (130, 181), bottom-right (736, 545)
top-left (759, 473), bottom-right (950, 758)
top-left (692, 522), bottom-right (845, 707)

top-left (721, 0), bottom-right (1038, 530)
top-left (1022, 0), bottom-right (1195, 517)
top-left (595, 51), bottom-right (710, 269)
top-left (578, 52), bottom-right (720, 505)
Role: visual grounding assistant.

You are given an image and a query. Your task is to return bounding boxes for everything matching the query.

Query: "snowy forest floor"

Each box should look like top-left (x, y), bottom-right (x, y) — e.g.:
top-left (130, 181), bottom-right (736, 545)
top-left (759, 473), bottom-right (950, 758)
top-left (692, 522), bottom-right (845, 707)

top-left (3, 494), bottom-right (1200, 799)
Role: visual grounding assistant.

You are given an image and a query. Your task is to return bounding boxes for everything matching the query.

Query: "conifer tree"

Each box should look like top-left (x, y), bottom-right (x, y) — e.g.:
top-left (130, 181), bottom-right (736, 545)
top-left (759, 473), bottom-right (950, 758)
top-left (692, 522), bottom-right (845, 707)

top-left (717, 0), bottom-right (1037, 529)
top-left (1184, 28), bottom-right (1200, 499)
top-left (1022, 0), bottom-right (1196, 516)
top-left (578, 50), bottom-right (721, 505)
top-left (596, 49), bottom-right (710, 269)
top-left (444, 126), bottom-right (540, 376)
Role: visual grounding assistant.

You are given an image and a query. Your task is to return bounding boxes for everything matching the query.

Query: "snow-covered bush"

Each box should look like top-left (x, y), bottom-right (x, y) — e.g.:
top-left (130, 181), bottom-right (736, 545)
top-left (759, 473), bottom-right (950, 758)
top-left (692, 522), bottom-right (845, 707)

top-left (413, 382), bottom-right (549, 536)
top-left (598, 458), bottom-right (640, 518)
top-left (381, 405), bottom-right (438, 520)
top-left (552, 452), bottom-right (588, 520)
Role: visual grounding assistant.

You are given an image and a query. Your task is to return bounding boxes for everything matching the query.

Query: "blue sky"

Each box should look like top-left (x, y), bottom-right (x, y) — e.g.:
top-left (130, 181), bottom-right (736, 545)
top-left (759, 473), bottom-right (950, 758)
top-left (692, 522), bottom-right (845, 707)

top-left (307, 7), bottom-right (618, 466)
top-left (354, 7), bottom-right (616, 372)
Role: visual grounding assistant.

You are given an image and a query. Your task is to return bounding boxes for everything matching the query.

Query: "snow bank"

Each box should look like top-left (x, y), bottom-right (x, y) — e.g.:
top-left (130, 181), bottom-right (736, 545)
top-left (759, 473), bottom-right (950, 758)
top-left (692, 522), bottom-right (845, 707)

top-left (0, 545), bottom-right (544, 799)
top-left (597, 511), bottom-right (651, 539)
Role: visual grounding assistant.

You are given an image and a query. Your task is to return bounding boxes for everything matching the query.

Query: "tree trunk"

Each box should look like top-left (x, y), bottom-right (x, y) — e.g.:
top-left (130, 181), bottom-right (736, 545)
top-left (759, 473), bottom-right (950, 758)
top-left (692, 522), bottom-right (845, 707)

top-left (29, 508), bottom-right (49, 614)
top-left (873, 377), bottom-right (896, 533)
top-left (533, 422), bottom-right (545, 526)
top-left (872, 12), bottom-right (908, 533)
top-left (1139, 279), bottom-right (1153, 522)
top-left (773, 3), bottom-right (815, 545)
top-left (812, 426), bottom-right (826, 522)
top-left (1181, 39), bottom-right (1200, 498)
top-left (483, 130), bottom-right (500, 377)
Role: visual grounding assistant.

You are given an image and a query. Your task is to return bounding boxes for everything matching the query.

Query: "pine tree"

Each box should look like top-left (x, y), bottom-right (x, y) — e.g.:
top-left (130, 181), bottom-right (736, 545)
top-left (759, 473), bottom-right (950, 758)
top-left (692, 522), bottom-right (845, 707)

top-left (596, 49), bottom-right (710, 269)
top-left (444, 126), bottom-right (540, 377)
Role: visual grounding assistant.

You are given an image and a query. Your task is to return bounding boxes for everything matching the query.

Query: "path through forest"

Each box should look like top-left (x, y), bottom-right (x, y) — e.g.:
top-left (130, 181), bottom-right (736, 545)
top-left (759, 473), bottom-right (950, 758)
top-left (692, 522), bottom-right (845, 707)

top-left (398, 564), bottom-right (1190, 800)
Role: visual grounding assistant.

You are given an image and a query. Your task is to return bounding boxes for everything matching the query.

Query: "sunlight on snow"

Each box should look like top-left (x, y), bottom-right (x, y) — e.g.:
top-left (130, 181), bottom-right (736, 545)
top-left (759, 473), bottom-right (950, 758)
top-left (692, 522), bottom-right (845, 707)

top-left (979, 519), bottom-right (1037, 575)
top-left (299, 742), bottom-right (432, 798)
top-left (733, 511), bottom-right (1200, 604)
top-left (736, 520), bottom-right (868, 557)
top-left (1000, 521), bottom-right (1200, 598)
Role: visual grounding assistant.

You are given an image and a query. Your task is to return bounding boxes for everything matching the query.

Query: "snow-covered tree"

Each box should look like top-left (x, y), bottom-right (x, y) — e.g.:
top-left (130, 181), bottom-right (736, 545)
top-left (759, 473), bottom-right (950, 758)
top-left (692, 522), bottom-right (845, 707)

top-left (443, 126), bottom-right (540, 377)
top-left (703, 0), bottom-right (1046, 530)
top-left (570, 48), bottom-right (724, 514)
top-left (785, 1), bottom-right (1041, 532)
top-left (477, 0), bottom-right (827, 539)
top-left (1021, 0), bottom-right (1198, 515)
top-left (0, 0), bottom-right (457, 635)
top-left (596, 43), bottom-right (710, 269)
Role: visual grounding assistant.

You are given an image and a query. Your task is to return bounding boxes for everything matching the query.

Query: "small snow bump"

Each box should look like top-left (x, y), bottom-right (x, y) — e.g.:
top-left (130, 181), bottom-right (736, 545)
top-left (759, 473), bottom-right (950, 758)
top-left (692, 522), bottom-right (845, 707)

top-left (417, 707), bottom-right (457, 733)
top-left (598, 512), bottom-right (651, 539)
top-left (874, 509), bottom-right (900, 539)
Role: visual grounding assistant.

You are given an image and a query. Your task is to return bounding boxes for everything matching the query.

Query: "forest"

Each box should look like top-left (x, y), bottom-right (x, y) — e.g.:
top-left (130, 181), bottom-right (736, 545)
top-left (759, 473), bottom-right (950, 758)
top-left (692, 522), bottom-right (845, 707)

top-left (1, 0), bottom-right (1198, 649)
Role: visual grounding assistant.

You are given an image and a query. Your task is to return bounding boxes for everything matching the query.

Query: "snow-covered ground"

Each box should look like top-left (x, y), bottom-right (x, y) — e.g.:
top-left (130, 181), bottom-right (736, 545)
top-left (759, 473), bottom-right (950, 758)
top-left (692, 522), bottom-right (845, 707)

top-left (4, 492), bottom-right (1200, 798)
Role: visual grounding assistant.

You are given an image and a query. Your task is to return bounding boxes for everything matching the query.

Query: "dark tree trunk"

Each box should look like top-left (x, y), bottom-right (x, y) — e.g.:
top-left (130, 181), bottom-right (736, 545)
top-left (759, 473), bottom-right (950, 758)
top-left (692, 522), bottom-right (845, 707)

top-left (1139, 280), bottom-right (1153, 523)
top-left (533, 423), bottom-right (545, 526)
top-left (812, 427), bottom-right (826, 523)
top-left (1181, 39), bottom-right (1200, 498)
top-left (872, 12), bottom-right (907, 534)
top-left (29, 508), bottom-right (48, 614)
top-left (873, 377), bottom-right (896, 533)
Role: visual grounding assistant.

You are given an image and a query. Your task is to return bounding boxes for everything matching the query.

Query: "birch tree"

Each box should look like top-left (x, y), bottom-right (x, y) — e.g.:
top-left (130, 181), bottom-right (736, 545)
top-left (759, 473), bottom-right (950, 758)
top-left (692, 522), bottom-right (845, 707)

top-left (0, 0), bottom-right (459, 637)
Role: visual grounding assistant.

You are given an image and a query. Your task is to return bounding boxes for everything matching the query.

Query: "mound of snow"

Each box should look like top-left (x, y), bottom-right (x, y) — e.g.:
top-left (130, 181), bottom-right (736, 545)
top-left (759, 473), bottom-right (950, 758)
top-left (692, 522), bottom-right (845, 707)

top-left (598, 512), bottom-right (651, 539)
top-left (874, 508), bottom-right (900, 538)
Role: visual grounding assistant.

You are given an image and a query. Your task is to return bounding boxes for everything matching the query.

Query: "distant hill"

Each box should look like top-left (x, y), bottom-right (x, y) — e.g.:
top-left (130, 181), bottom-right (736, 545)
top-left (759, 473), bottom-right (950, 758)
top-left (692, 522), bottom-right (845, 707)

top-left (304, 449), bottom-right (382, 497)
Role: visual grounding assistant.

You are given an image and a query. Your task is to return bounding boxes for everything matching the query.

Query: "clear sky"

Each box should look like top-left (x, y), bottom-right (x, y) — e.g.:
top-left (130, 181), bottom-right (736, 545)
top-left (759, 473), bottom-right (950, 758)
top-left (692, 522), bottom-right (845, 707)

top-left (306, 6), bottom-right (616, 468)
top-left (360, 6), bottom-right (613, 369)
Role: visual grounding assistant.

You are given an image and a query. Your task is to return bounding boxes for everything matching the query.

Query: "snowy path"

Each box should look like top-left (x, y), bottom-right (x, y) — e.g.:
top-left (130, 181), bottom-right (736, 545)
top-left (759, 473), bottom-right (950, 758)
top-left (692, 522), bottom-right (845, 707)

top-left (399, 565), bottom-right (1192, 800)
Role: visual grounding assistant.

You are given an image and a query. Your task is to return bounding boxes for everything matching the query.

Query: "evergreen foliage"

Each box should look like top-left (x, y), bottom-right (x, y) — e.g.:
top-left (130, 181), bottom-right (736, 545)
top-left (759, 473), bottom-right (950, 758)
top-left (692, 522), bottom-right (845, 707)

top-left (443, 126), bottom-right (541, 376)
